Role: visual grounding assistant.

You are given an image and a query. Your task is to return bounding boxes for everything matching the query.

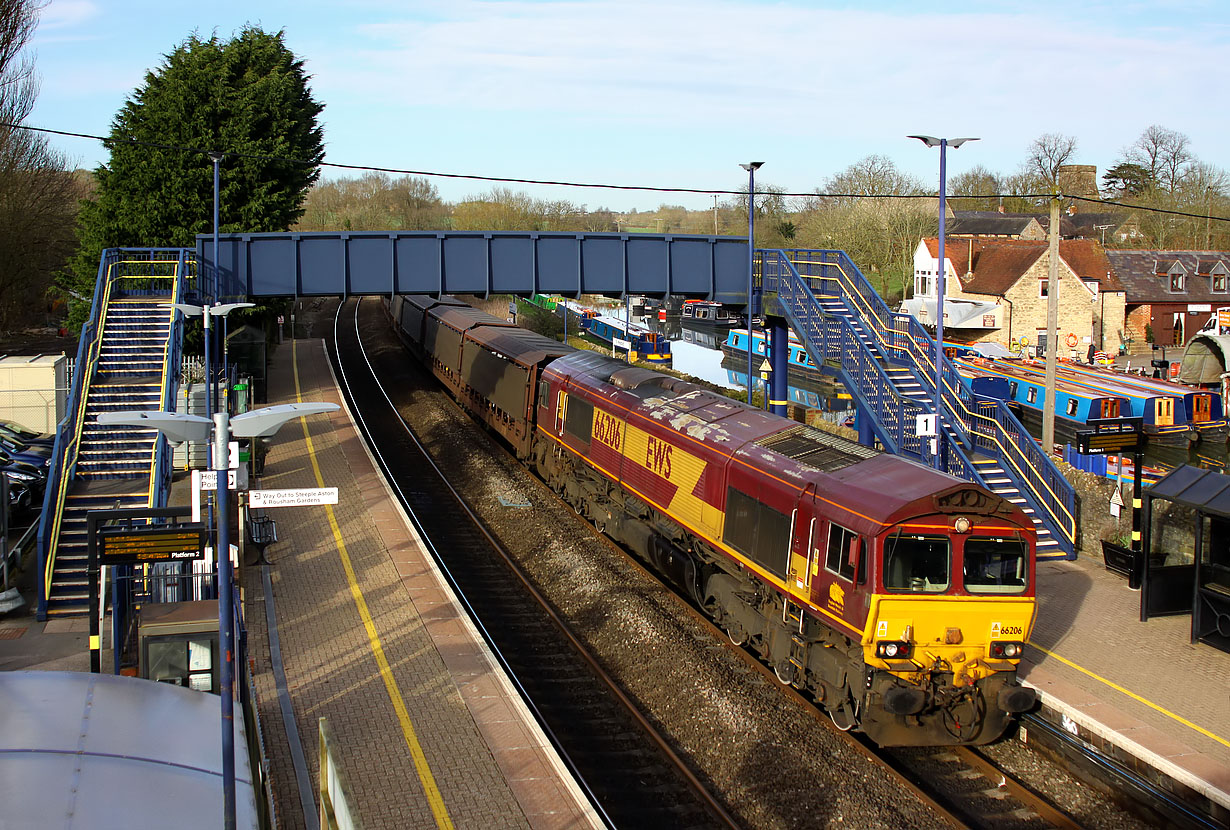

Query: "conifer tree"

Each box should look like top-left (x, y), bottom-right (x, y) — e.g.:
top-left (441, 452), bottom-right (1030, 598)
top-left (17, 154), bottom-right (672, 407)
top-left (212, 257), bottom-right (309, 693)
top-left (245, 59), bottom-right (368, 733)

top-left (67, 26), bottom-right (324, 319)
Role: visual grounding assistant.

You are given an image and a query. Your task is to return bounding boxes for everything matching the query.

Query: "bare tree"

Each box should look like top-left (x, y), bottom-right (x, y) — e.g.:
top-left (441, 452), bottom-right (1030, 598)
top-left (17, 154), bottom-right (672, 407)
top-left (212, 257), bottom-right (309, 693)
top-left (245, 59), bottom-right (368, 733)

top-left (0, 1), bottom-right (84, 329)
top-left (1124, 124), bottom-right (1194, 193)
top-left (1024, 133), bottom-right (1078, 189)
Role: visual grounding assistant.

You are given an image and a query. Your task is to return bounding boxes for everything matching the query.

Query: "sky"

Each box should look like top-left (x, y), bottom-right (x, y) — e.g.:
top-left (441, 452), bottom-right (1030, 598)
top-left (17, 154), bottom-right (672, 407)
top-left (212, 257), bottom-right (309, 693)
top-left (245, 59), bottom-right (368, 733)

top-left (27, 0), bottom-right (1230, 213)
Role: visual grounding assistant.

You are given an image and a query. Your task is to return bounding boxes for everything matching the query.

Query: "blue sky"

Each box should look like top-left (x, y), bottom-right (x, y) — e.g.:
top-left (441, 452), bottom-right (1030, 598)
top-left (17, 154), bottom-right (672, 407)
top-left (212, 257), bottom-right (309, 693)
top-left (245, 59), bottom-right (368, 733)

top-left (28, 0), bottom-right (1230, 212)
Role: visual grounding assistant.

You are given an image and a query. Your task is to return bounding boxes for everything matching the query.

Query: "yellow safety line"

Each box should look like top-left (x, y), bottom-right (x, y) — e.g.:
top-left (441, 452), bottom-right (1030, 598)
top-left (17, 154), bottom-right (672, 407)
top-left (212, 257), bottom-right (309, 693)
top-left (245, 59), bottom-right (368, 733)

top-left (1027, 641), bottom-right (1230, 750)
top-left (292, 338), bottom-right (455, 830)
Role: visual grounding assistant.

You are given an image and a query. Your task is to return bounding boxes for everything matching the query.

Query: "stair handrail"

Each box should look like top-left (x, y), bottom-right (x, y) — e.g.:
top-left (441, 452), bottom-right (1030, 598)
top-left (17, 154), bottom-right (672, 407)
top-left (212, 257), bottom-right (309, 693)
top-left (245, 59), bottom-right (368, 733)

top-left (37, 249), bottom-right (123, 616)
top-left (145, 249), bottom-right (192, 507)
top-left (762, 250), bottom-right (1075, 554)
top-left (764, 255), bottom-right (974, 480)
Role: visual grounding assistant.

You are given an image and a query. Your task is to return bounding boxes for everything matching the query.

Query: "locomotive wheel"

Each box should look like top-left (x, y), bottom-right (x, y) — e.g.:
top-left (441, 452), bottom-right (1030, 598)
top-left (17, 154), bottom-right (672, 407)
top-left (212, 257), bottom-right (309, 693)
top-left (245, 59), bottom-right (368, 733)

top-left (774, 661), bottom-right (797, 686)
top-left (726, 623), bottom-right (748, 647)
top-left (828, 701), bottom-right (857, 732)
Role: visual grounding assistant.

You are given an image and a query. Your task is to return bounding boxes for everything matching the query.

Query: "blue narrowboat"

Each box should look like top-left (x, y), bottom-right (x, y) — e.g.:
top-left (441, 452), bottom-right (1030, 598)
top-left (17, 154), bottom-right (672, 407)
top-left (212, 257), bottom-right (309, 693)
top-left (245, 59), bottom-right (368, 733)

top-left (580, 313), bottom-right (672, 363)
top-left (954, 357), bottom-right (1132, 446)
top-left (1057, 362), bottom-right (1227, 445)
top-left (720, 329), bottom-right (822, 378)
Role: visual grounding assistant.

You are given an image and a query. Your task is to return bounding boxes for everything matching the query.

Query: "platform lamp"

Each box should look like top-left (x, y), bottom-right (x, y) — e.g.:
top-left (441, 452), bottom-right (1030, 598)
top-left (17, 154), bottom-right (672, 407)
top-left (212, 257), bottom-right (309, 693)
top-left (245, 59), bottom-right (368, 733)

top-left (907, 135), bottom-right (978, 469)
top-left (176, 303), bottom-right (254, 421)
top-left (98, 402), bottom-right (337, 830)
top-left (740, 162), bottom-right (763, 407)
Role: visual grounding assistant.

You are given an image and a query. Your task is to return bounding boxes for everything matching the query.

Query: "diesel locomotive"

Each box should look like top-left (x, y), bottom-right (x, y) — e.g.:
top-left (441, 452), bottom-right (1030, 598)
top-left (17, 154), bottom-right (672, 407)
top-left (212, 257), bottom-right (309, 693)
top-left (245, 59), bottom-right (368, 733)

top-left (388, 294), bottom-right (1039, 746)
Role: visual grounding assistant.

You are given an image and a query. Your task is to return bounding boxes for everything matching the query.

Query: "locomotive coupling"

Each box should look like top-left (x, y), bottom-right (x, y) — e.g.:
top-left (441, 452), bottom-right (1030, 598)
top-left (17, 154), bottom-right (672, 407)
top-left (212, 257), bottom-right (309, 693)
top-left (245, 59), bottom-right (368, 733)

top-left (997, 685), bottom-right (1037, 713)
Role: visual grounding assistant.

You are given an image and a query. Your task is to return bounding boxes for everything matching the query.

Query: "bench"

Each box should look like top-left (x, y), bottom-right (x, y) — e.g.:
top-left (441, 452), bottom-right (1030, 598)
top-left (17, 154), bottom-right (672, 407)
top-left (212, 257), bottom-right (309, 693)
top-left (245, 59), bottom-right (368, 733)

top-left (248, 514), bottom-right (278, 564)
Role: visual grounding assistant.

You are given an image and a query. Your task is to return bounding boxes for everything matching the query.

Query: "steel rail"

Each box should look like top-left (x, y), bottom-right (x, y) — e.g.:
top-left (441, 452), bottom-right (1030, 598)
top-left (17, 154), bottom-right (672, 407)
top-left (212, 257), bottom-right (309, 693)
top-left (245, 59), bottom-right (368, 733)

top-left (331, 297), bottom-right (741, 830)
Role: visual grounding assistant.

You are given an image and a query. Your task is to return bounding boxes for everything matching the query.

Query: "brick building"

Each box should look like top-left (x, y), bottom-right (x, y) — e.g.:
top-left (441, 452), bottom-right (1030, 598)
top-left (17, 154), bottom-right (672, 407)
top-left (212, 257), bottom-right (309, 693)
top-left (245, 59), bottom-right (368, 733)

top-left (902, 237), bottom-right (1127, 355)
top-left (1104, 251), bottom-right (1230, 353)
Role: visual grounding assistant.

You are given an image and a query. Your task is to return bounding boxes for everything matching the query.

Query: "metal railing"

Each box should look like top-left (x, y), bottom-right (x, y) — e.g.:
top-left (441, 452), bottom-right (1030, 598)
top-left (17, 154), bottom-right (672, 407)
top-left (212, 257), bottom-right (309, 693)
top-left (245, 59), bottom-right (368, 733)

top-left (761, 249), bottom-right (1075, 555)
top-left (37, 249), bottom-right (194, 615)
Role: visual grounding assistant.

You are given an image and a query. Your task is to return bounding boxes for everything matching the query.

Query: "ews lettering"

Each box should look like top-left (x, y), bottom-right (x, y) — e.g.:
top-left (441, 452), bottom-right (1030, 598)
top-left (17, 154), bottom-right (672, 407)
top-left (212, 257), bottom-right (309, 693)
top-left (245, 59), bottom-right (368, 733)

top-left (593, 410), bottom-right (623, 451)
top-left (645, 436), bottom-right (673, 479)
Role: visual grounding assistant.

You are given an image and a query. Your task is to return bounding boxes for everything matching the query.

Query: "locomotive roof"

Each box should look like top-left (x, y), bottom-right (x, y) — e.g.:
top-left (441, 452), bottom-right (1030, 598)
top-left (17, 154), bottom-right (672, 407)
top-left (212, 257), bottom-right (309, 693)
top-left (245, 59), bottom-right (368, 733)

top-left (550, 351), bottom-right (1017, 531)
top-left (467, 323), bottom-right (575, 366)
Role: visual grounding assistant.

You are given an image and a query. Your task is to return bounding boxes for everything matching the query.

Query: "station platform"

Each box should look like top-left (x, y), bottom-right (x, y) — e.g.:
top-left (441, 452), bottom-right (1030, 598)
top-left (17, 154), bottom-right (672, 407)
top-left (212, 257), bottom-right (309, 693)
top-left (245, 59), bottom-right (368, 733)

top-left (1022, 556), bottom-right (1230, 816)
top-left (240, 336), bottom-right (600, 829)
top-left (2, 329), bottom-right (1228, 827)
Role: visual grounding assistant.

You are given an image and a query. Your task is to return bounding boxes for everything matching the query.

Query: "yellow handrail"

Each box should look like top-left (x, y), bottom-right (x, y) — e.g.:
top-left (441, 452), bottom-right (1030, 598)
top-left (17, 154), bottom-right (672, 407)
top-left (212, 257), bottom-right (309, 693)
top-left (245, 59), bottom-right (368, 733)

top-left (43, 260), bottom-right (184, 600)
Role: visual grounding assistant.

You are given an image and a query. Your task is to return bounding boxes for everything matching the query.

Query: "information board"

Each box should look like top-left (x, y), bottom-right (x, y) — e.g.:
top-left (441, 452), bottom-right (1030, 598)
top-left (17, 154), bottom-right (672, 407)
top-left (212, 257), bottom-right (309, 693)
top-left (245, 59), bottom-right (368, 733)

top-left (100, 526), bottom-right (207, 564)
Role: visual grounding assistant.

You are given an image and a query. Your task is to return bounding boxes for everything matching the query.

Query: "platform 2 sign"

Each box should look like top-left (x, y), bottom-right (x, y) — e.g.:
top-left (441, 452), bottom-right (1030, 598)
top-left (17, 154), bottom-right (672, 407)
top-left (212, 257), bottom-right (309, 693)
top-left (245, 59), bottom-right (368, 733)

top-left (99, 525), bottom-right (207, 564)
top-left (1077, 418), bottom-right (1144, 455)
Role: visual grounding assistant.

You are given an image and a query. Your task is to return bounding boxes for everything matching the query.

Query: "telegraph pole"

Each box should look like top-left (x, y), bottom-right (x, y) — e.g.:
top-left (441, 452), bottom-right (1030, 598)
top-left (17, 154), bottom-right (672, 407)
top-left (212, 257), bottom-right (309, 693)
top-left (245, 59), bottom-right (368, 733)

top-left (1042, 193), bottom-right (1061, 456)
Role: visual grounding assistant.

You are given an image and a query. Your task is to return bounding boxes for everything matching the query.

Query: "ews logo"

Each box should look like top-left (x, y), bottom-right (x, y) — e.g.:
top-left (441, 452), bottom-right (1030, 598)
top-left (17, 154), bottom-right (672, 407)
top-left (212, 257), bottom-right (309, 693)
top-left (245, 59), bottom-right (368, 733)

top-left (646, 435), bottom-right (673, 479)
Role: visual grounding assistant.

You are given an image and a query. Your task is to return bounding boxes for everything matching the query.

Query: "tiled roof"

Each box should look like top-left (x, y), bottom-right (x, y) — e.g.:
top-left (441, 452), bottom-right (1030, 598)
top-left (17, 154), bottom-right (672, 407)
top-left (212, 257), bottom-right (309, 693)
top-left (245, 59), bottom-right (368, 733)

top-left (946, 215), bottom-right (1036, 236)
top-left (922, 237), bottom-right (1123, 295)
top-left (1105, 250), bottom-right (1230, 303)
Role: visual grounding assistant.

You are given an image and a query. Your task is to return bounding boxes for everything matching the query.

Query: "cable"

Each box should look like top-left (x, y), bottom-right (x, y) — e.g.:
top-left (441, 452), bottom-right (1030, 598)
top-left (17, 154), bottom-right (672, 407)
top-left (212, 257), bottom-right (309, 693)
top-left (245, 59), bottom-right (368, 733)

top-left (7, 120), bottom-right (1230, 223)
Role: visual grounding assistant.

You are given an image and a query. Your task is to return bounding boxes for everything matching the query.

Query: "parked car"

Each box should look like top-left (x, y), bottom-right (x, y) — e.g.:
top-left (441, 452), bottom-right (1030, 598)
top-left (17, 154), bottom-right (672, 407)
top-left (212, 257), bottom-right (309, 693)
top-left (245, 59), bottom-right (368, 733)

top-left (3, 470), bottom-right (36, 518)
top-left (0, 433), bottom-right (52, 470)
top-left (0, 419), bottom-right (54, 447)
top-left (0, 448), bottom-right (47, 497)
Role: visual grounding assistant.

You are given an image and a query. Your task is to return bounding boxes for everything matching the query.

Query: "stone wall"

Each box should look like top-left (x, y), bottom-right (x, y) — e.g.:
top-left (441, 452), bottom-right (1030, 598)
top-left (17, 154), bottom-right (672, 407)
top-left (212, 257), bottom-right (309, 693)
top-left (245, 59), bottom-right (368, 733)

top-left (1001, 257), bottom-right (1094, 352)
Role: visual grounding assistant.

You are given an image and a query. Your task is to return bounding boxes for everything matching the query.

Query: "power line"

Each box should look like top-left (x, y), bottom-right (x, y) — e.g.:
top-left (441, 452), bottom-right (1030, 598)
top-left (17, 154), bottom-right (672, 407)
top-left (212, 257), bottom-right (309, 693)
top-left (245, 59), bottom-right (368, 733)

top-left (8, 121), bottom-right (1230, 223)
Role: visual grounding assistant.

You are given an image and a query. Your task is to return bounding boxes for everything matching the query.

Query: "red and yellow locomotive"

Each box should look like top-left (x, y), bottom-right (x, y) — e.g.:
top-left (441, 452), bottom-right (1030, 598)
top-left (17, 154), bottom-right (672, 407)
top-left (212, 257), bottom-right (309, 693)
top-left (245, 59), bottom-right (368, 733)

top-left (391, 296), bottom-right (1038, 746)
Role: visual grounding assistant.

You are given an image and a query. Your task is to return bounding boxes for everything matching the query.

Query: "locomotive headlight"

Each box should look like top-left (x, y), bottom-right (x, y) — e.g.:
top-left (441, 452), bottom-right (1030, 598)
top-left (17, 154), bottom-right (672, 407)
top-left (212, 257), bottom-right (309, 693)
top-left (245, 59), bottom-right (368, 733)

top-left (875, 641), bottom-right (913, 659)
top-left (989, 641), bottom-right (1024, 659)
top-left (954, 516), bottom-right (971, 534)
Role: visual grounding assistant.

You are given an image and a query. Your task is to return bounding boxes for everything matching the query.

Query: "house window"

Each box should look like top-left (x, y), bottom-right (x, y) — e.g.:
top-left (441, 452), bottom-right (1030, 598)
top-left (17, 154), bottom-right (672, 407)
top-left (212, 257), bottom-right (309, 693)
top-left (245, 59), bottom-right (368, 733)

top-left (1215, 273), bottom-right (1227, 293)
top-left (1084, 280), bottom-right (1099, 297)
top-left (1039, 280), bottom-right (1048, 298)
top-left (1171, 271), bottom-right (1185, 292)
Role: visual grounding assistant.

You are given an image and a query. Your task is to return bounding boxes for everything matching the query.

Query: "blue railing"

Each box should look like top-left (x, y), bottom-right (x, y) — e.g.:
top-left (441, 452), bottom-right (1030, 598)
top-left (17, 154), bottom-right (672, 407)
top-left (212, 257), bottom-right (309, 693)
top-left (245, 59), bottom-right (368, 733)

top-left (761, 249), bottom-right (1075, 556)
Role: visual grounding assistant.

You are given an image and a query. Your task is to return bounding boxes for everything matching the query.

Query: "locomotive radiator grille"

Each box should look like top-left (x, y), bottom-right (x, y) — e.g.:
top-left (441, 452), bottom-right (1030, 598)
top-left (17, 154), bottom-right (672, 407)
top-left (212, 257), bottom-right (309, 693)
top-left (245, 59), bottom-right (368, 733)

top-left (756, 424), bottom-right (879, 472)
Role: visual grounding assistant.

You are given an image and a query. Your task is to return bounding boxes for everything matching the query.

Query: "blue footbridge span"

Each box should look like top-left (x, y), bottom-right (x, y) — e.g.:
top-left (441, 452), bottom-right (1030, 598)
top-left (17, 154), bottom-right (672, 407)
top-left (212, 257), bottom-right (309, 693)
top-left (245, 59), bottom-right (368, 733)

top-left (36, 232), bottom-right (1076, 618)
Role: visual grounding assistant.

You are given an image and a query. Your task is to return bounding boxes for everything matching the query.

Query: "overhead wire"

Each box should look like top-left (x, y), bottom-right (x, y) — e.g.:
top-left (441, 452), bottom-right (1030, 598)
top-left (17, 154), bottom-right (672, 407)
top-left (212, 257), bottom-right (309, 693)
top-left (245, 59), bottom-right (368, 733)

top-left (7, 121), bottom-right (1230, 224)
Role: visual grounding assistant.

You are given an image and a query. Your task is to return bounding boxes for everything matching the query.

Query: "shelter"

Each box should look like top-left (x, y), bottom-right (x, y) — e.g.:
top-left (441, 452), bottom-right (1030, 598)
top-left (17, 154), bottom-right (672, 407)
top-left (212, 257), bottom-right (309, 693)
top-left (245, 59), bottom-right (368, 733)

top-left (1141, 465), bottom-right (1230, 654)
top-left (0, 670), bottom-right (259, 828)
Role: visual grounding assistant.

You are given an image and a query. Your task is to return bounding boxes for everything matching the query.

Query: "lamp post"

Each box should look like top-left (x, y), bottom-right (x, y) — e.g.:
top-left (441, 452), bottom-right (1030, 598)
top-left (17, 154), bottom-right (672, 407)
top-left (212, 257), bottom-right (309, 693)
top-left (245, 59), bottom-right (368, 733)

top-left (908, 135), bottom-right (978, 469)
top-left (209, 152), bottom-right (223, 301)
top-left (99, 401), bottom-right (337, 830)
top-left (740, 162), bottom-right (763, 407)
top-left (176, 303), bottom-right (254, 422)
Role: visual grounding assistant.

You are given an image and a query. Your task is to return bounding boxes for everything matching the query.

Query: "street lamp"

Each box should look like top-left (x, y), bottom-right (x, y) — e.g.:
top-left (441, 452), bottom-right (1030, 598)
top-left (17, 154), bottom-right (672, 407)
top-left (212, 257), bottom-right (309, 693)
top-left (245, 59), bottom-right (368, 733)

top-left (740, 162), bottom-right (764, 407)
top-left (98, 401), bottom-right (338, 830)
top-left (176, 303), bottom-right (254, 421)
top-left (209, 151), bottom-right (224, 301)
top-left (908, 135), bottom-right (978, 469)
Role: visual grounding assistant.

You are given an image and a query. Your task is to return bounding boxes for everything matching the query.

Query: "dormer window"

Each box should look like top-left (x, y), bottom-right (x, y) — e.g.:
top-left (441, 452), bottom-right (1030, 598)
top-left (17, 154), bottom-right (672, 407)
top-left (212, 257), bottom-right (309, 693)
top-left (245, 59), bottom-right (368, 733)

top-left (1170, 270), bottom-right (1185, 292)
top-left (1212, 262), bottom-right (1229, 293)
top-left (1215, 274), bottom-right (1227, 293)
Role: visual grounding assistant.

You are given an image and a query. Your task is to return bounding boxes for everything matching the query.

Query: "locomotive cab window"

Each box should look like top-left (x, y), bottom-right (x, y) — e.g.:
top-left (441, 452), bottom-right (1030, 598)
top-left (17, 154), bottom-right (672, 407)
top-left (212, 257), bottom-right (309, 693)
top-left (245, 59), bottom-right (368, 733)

top-left (962, 536), bottom-right (1028, 594)
top-left (825, 524), bottom-right (863, 582)
top-left (884, 533), bottom-right (950, 593)
top-left (565, 396), bottom-right (594, 443)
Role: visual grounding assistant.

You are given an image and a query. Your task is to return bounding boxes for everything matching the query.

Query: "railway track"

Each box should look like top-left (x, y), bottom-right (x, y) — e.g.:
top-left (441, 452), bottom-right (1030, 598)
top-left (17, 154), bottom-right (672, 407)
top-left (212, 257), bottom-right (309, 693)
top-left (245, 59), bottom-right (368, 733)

top-left (325, 296), bottom-right (1174, 830)
top-left (327, 298), bottom-right (734, 829)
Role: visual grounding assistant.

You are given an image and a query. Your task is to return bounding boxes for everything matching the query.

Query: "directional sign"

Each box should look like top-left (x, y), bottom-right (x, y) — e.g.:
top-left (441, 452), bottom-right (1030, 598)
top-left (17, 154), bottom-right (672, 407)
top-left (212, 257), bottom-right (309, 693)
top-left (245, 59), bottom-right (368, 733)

top-left (199, 470), bottom-right (238, 489)
top-left (250, 488), bottom-right (339, 508)
top-left (100, 526), bottom-right (206, 564)
top-left (1077, 431), bottom-right (1143, 454)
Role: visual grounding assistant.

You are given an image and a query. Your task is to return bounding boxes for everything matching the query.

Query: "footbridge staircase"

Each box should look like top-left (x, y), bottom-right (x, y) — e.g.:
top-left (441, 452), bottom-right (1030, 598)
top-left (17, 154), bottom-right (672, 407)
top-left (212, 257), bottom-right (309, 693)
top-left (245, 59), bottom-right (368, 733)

top-left (36, 250), bottom-right (190, 618)
top-left (759, 249), bottom-right (1076, 560)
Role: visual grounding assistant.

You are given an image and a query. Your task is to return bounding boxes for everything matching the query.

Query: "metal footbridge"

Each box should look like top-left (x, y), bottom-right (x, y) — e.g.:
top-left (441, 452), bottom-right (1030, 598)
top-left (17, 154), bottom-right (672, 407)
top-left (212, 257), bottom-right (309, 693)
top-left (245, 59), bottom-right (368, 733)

top-left (758, 249), bottom-right (1075, 559)
top-left (39, 235), bottom-right (1074, 615)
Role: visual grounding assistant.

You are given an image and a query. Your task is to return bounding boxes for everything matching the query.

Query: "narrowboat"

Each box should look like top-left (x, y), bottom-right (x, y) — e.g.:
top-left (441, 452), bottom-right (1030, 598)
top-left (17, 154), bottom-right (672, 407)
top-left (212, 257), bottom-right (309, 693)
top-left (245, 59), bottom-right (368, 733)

top-left (580, 312), bottom-right (672, 363)
top-left (721, 329), bottom-right (823, 380)
top-left (1059, 362), bottom-right (1227, 445)
top-left (953, 357), bottom-right (1131, 447)
top-left (681, 299), bottom-right (741, 327)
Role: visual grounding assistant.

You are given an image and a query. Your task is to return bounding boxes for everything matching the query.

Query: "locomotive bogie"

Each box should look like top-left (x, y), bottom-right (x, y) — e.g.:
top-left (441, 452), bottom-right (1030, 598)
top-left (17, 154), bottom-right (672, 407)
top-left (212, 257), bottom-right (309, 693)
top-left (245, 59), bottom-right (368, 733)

top-left (389, 297), bottom-right (1040, 746)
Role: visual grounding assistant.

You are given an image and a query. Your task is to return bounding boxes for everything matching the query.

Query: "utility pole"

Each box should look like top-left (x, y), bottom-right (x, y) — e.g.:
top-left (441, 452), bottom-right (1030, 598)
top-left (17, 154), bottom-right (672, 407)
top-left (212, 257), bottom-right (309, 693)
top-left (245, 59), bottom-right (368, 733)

top-left (1042, 194), bottom-right (1061, 456)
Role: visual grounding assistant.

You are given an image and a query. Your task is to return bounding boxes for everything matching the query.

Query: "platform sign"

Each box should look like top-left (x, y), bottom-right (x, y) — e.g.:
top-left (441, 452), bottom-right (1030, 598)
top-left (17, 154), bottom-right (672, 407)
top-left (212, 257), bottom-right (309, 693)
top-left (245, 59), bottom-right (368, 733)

top-left (250, 487), bottom-right (339, 508)
top-left (1077, 417), bottom-right (1143, 455)
top-left (100, 525), bottom-right (207, 564)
